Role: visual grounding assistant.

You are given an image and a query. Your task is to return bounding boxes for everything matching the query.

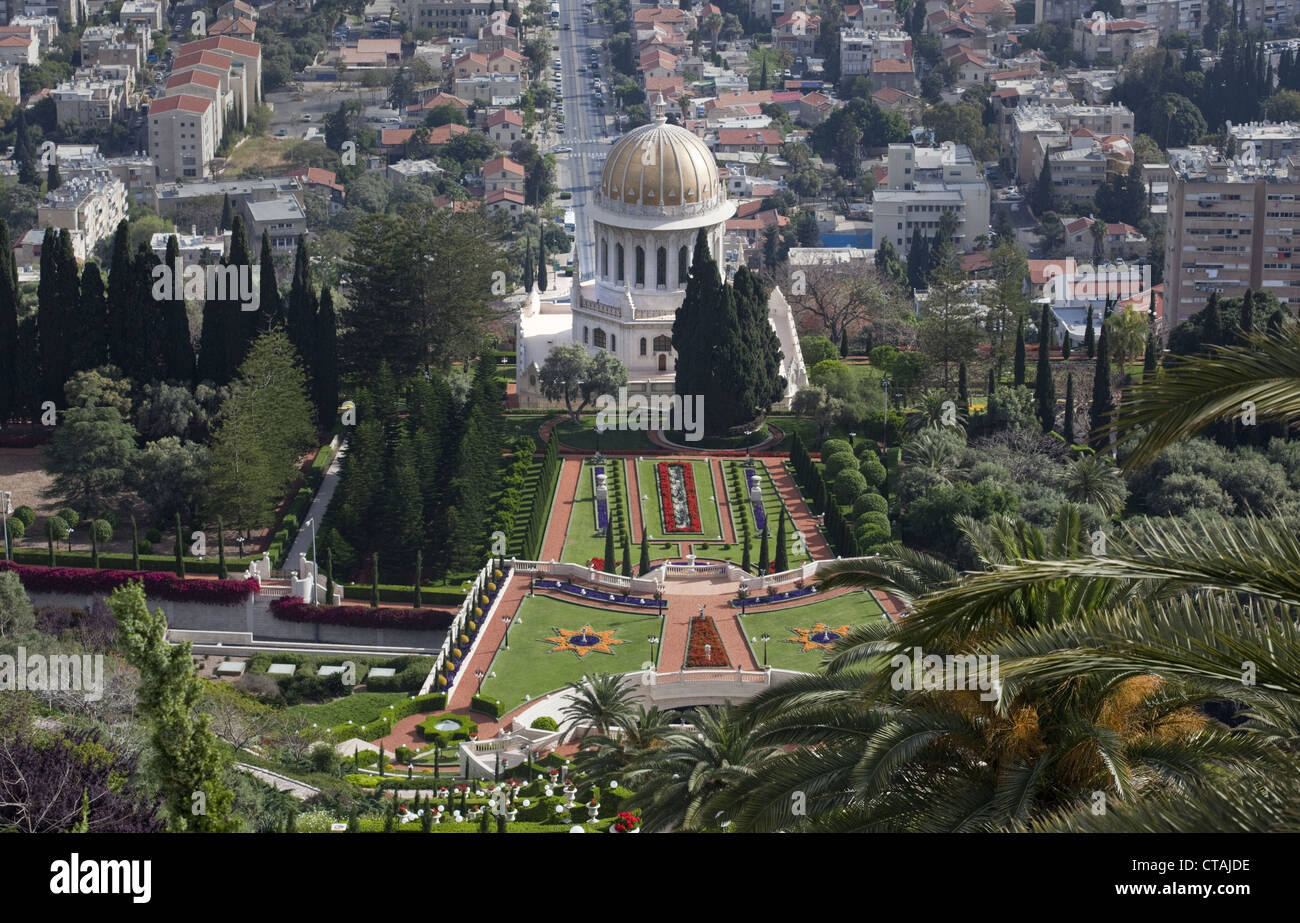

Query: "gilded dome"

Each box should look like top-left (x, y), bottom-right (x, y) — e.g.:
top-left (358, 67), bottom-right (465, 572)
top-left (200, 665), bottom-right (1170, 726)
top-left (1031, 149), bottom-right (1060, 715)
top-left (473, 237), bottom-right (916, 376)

top-left (600, 118), bottom-right (724, 211)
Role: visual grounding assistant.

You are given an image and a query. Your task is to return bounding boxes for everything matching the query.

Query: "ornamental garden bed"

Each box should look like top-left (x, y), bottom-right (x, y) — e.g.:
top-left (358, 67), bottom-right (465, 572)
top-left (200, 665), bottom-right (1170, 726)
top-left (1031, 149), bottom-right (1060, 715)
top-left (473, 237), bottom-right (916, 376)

top-left (417, 712), bottom-right (478, 746)
top-left (634, 458), bottom-right (722, 540)
top-left (0, 561), bottom-right (257, 605)
top-left (684, 615), bottom-right (730, 668)
top-left (269, 596), bottom-right (454, 630)
top-left (657, 461), bottom-right (702, 533)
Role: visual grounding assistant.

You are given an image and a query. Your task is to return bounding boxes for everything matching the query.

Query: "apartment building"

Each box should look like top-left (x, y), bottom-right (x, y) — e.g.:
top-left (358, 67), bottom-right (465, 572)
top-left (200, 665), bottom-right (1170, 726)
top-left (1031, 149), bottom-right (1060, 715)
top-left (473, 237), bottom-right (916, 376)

top-left (38, 171), bottom-right (128, 258)
top-left (773, 10), bottom-right (819, 58)
top-left (1163, 145), bottom-right (1300, 324)
top-left (178, 36), bottom-right (262, 103)
top-left (151, 176), bottom-right (304, 220)
top-left (872, 142), bottom-right (991, 253)
top-left (1228, 120), bottom-right (1300, 162)
top-left (119, 0), bottom-right (164, 30)
top-left (839, 28), bottom-right (910, 77)
top-left (54, 77), bottom-right (124, 128)
top-left (149, 228), bottom-right (230, 266)
top-left (1009, 103), bottom-right (1135, 181)
top-left (397, 0), bottom-right (493, 36)
top-left (55, 145), bottom-right (157, 201)
top-left (148, 94), bottom-right (218, 180)
top-left (1072, 16), bottom-right (1158, 65)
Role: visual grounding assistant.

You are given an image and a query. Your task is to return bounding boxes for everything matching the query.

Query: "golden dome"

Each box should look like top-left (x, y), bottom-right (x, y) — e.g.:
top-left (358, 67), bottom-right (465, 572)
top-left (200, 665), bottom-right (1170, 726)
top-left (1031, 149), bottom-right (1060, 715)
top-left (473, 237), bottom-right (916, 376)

top-left (600, 118), bottom-right (724, 211)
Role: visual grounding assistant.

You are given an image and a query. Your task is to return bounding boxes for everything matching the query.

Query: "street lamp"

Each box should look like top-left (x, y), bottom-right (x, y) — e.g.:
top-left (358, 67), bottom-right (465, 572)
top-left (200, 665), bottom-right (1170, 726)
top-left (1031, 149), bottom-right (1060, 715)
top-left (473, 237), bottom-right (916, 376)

top-left (476, 669), bottom-right (486, 694)
top-left (304, 517), bottom-right (318, 604)
top-left (502, 613), bottom-right (513, 649)
top-left (758, 633), bottom-right (771, 666)
top-left (880, 377), bottom-right (892, 453)
top-left (647, 634), bottom-right (659, 663)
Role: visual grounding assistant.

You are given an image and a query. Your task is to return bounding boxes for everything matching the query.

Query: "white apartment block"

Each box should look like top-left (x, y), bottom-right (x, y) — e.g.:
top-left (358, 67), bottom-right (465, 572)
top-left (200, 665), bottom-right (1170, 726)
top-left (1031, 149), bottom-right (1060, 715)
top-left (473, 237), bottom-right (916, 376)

top-left (38, 171), bottom-right (128, 257)
top-left (54, 77), bottom-right (123, 128)
top-left (1010, 103), bottom-right (1135, 182)
top-left (398, 0), bottom-right (493, 36)
top-left (839, 28), bottom-right (910, 77)
top-left (1163, 143), bottom-right (1300, 324)
top-left (55, 144), bottom-right (158, 201)
top-left (118, 0), bottom-right (163, 30)
top-left (872, 142), bottom-right (992, 253)
top-left (1228, 120), bottom-right (1300, 163)
top-left (148, 94), bottom-right (218, 180)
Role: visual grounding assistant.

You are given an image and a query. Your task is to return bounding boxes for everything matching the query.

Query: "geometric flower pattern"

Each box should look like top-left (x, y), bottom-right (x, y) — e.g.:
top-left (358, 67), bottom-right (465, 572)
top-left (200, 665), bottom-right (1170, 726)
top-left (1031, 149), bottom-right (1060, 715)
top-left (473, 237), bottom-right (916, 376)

top-left (542, 626), bottom-right (626, 657)
top-left (784, 623), bottom-right (850, 652)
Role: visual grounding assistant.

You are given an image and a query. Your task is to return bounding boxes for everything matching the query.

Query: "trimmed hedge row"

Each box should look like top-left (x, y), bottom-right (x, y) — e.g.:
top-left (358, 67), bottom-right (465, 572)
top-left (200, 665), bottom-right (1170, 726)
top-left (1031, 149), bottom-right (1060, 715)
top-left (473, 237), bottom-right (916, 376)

top-left (342, 583), bottom-right (466, 606)
top-left (5, 548), bottom-right (255, 574)
top-left (0, 561), bottom-right (257, 604)
top-left (269, 596), bottom-right (454, 630)
top-left (520, 431), bottom-right (561, 560)
top-left (470, 694), bottom-right (504, 719)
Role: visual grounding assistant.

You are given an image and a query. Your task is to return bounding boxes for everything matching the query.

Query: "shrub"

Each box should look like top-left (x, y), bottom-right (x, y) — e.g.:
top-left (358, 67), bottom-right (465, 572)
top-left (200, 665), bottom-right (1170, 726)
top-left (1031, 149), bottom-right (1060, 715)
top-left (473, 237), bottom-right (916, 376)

top-left (58, 508), bottom-right (79, 527)
top-left (98, 509), bottom-right (120, 529)
top-left (417, 712), bottom-right (478, 746)
top-left (833, 468), bottom-right (868, 505)
top-left (0, 561), bottom-right (257, 605)
top-left (145, 527), bottom-right (162, 544)
top-left (859, 510), bottom-right (890, 533)
top-left (855, 521), bottom-right (891, 550)
top-left (44, 516), bottom-right (68, 541)
top-left (471, 695), bottom-right (503, 718)
top-left (823, 451), bottom-right (858, 482)
top-left (4, 517), bottom-right (25, 542)
top-left (852, 492), bottom-right (889, 517)
top-left (137, 540), bottom-right (152, 554)
top-left (820, 439), bottom-right (852, 459)
top-left (858, 454), bottom-right (887, 488)
top-left (283, 514), bottom-right (299, 534)
top-left (268, 596), bottom-right (452, 630)
top-left (90, 519), bottom-right (113, 543)
top-left (12, 506), bottom-right (36, 529)
top-left (530, 716), bottom-right (559, 731)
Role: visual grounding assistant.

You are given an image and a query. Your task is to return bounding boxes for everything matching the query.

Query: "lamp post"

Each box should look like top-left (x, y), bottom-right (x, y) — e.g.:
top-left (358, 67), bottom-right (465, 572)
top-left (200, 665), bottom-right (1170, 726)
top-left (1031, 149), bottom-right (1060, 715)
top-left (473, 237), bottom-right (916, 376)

top-left (758, 633), bottom-right (770, 666)
top-left (502, 613), bottom-right (512, 650)
top-left (647, 634), bottom-right (659, 663)
top-left (849, 431), bottom-right (856, 450)
top-left (880, 377), bottom-right (892, 453)
top-left (1, 491), bottom-right (10, 563)
top-left (304, 517), bottom-right (318, 604)
top-left (476, 669), bottom-right (486, 694)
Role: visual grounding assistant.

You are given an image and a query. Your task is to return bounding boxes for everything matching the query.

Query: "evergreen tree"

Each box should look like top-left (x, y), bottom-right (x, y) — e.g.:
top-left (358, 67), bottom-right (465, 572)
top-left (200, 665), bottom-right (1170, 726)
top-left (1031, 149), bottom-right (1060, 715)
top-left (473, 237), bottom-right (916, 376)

top-left (414, 549), bottom-right (423, 609)
top-left (957, 362), bottom-right (969, 418)
top-left (537, 232), bottom-right (548, 291)
top-left (774, 511), bottom-right (788, 572)
top-left (673, 228), bottom-right (724, 407)
top-left (257, 234), bottom-right (285, 332)
top-left (13, 109), bottom-right (38, 186)
top-left (1063, 373), bottom-right (1075, 445)
top-left (621, 536), bottom-right (632, 577)
top-left (638, 531), bottom-right (650, 575)
top-left (986, 367), bottom-right (995, 398)
top-left (131, 515), bottom-right (140, 570)
top-left (1084, 302), bottom-right (1096, 358)
top-left (839, 328), bottom-right (849, 358)
top-left (741, 537), bottom-right (752, 572)
top-left (382, 440), bottom-right (424, 576)
top-left (46, 161), bottom-right (61, 192)
top-left (370, 552), bottom-right (379, 607)
top-left (1143, 320), bottom-right (1158, 374)
top-left (1033, 155), bottom-right (1055, 214)
top-left (758, 525), bottom-right (770, 573)
top-left (38, 229), bottom-right (78, 406)
top-left (1013, 315), bottom-right (1026, 387)
top-left (0, 221), bottom-right (20, 426)
top-left (1090, 311), bottom-right (1114, 446)
top-left (314, 285), bottom-right (339, 428)
top-left (1035, 302), bottom-right (1056, 433)
top-left (91, 525), bottom-right (99, 568)
top-left (217, 515), bottom-right (228, 579)
top-left (1239, 288), bottom-right (1255, 342)
top-left (603, 514), bottom-right (616, 573)
top-left (906, 228), bottom-right (929, 291)
top-left (1202, 291), bottom-right (1222, 347)
top-left (128, 242), bottom-right (164, 383)
top-left (174, 512), bottom-right (186, 578)
top-left (523, 243), bottom-right (534, 293)
top-left (1061, 322), bottom-right (1071, 360)
top-left (226, 217), bottom-right (258, 372)
top-left (160, 236), bottom-right (195, 382)
top-left (105, 221), bottom-right (134, 371)
top-left (286, 236), bottom-right (318, 375)
top-left (221, 194), bottom-right (233, 232)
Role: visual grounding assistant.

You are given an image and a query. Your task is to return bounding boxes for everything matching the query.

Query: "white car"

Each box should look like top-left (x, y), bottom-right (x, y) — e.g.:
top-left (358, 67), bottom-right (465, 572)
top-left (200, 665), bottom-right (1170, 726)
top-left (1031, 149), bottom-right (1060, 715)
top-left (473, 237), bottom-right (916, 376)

top-left (554, 145), bottom-right (573, 153)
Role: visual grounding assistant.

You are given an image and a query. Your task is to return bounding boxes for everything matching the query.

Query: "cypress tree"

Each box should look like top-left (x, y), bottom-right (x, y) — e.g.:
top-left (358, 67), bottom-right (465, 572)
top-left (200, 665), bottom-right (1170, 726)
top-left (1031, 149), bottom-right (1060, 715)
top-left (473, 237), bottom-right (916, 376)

top-left (741, 536), bottom-right (751, 572)
top-left (68, 261), bottom-right (108, 374)
top-left (314, 285), bottom-right (339, 428)
top-left (161, 236), bottom-right (195, 382)
top-left (621, 536), bottom-right (632, 577)
top-left (1202, 291), bottom-right (1222, 347)
top-left (217, 516), bottom-right (228, 579)
top-left (839, 328), bottom-right (849, 358)
top-left (1084, 302), bottom-right (1096, 358)
top-left (1143, 323), bottom-right (1158, 374)
top-left (639, 531), bottom-right (650, 575)
top-left (226, 216), bottom-right (257, 370)
top-left (131, 515), bottom-right (140, 570)
top-left (536, 232), bottom-right (548, 292)
top-left (603, 513), bottom-right (616, 573)
top-left (1061, 322), bottom-right (1071, 360)
top-left (13, 109), bottom-right (38, 186)
top-left (37, 228), bottom-right (67, 405)
top-left (129, 242), bottom-right (164, 383)
top-left (1090, 314), bottom-right (1113, 446)
top-left (326, 549), bottom-right (334, 603)
top-left (774, 511), bottom-right (788, 571)
top-left (414, 549), bottom-right (423, 608)
top-left (986, 367), bottom-right (995, 398)
top-left (287, 235), bottom-right (318, 373)
top-left (257, 234), bottom-right (284, 332)
top-left (91, 526), bottom-right (99, 569)
top-left (221, 193), bottom-right (233, 231)
top-left (370, 552), bottom-right (379, 607)
top-left (957, 362), bottom-right (969, 418)
top-left (672, 228), bottom-right (725, 414)
top-left (1013, 315), bottom-right (1026, 387)
top-left (758, 526), bottom-right (770, 573)
top-left (1239, 288), bottom-right (1255, 342)
top-left (47, 527), bottom-right (55, 566)
top-left (174, 512), bottom-right (186, 578)
top-left (1036, 302), bottom-right (1056, 433)
top-left (47, 161), bottom-right (61, 192)
top-left (195, 289), bottom-right (227, 385)
top-left (1063, 373), bottom-right (1075, 445)
top-left (523, 243), bottom-right (534, 293)
top-left (0, 220), bottom-right (22, 426)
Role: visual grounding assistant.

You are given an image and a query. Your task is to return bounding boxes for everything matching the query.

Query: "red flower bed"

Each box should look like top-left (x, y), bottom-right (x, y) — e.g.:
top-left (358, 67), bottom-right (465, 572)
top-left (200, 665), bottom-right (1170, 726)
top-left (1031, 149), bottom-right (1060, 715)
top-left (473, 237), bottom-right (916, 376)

top-left (657, 462), bottom-right (701, 533)
top-left (269, 596), bottom-right (454, 630)
top-left (684, 615), bottom-right (730, 667)
top-left (0, 561), bottom-right (257, 605)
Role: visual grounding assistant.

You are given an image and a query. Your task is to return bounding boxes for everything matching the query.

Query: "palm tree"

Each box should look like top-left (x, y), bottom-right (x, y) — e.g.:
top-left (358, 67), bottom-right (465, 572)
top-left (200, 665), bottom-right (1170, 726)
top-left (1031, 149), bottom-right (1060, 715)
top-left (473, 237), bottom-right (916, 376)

top-left (1061, 451), bottom-right (1126, 515)
top-left (622, 705), bottom-right (777, 831)
top-left (560, 672), bottom-right (637, 737)
top-left (572, 704), bottom-right (673, 780)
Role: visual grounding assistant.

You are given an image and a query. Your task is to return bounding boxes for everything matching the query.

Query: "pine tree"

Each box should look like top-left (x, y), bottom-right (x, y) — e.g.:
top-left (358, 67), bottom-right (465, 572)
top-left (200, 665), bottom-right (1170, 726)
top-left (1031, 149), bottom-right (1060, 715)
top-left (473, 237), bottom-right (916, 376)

top-left (174, 513), bottom-right (186, 578)
top-left (774, 511), bottom-right (788, 572)
top-left (217, 516), bottom-right (228, 579)
top-left (314, 285), bottom-right (339, 429)
top-left (758, 526), bottom-right (770, 573)
top-left (639, 531), bottom-right (650, 575)
top-left (1013, 315), bottom-right (1026, 387)
top-left (1084, 302), bottom-right (1096, 358)
top-left (1090, 313), bottom-right (1114, 446)
top-left (1063, 373), bottom-right (1075, 445)
top-left (957, 362), bottom-right (969, 418)
top-left (1035, 302), bottom-right (1056, 433)
top-left (257, 234), bottom-right (284, 332)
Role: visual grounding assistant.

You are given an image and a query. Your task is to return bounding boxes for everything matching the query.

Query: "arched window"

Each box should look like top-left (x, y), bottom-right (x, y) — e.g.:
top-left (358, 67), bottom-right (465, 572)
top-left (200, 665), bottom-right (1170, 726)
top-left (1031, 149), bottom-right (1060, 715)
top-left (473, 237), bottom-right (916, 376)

top-left (678, 245), bottom-right (689, 284)
top-left (658, 354), bottom-right (667, 371)
top-left (615, 243), bottom-right (624, 282)
top-left (639, 337), bottom-right (647, 356)
top-left (593, 328), bottom-right (606, 348)
top-left (653, 334), bottom-right (672, 352)
top-left (600, 239), bottom-right (608, 278)
top-left (583, 326), bottom-right (589, 344)
top-left (635, 246), bottom-right (645, 286)
top-left (656, 247), bottom-right (667, 286)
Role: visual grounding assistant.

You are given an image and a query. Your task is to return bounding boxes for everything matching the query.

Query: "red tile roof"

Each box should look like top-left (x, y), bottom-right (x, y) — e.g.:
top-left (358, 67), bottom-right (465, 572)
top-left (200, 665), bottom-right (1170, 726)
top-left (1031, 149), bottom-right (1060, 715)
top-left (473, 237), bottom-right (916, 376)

top-left (149, 94), bottom-right (213, 114)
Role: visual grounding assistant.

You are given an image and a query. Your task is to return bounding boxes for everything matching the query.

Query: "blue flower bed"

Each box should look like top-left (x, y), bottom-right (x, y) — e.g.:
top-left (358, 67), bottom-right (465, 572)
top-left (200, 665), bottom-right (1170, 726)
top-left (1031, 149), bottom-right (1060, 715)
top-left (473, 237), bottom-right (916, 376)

top-left (533, 578), bottom-right (663, 609)
top-left (731, 585), bottom-right (817, 607)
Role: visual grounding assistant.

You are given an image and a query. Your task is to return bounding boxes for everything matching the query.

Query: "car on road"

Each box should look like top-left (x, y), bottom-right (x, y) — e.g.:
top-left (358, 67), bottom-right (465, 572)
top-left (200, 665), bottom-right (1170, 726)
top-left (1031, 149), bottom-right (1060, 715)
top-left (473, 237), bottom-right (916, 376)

top-left (554, 146), bottom-right (573, 153)
top-left (302, 114), bottom-right (313, 121)
top-left (1004, 189), bottom-right (1023, 201)
top-left (563, 22), bottom-right (570, 29)
top-left (276, 128), bottom-right (289, 136)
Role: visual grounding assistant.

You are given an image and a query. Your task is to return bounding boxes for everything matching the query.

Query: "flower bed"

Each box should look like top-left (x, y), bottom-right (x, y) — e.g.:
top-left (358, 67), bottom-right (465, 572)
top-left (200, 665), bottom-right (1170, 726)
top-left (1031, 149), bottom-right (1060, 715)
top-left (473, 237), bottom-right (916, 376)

top-left (269, 596), bottom-right (454, 630)
top-left (0, 561), bottom-right (257, 605)
top-left (657, 462), bottom-right (701, 533)
top-left (730, 585), bottom-right (818, 607)
top-left (533, 579), bottom-right (662, 609)
top-left (685, 615), bottom-right (731, 667)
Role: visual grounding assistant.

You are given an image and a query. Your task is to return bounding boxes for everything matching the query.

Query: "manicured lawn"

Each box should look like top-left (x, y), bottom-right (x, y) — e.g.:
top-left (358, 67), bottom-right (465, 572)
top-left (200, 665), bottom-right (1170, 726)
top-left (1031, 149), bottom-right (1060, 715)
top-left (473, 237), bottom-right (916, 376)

top-left (720, 459), bottom-right (811, 567)
top-left (503, 412), bottom-right (555, 444)
top-left (280, 692), bottom-right (418, 730)
top-left (559, 457), bottom-right (634, 566)
top-left (479, 596), bottom-right (663, 713)
top-left (550, 415), bottom-right (660, 450)
top-left (634, 458), bottom-right (724, 542)
top-left (738, 592), bottom-right (886, 672)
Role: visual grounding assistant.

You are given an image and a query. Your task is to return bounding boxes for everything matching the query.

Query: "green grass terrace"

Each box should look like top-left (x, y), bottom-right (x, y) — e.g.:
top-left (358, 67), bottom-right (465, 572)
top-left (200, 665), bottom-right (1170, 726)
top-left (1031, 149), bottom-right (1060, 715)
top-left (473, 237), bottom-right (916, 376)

top-left (738, 592), bottom-right (886, 673)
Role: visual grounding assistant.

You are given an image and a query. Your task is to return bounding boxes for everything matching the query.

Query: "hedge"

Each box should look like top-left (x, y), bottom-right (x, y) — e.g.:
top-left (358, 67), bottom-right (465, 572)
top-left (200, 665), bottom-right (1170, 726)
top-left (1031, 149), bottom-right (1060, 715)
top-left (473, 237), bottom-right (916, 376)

top-left (470, 694), bottom-right (504, 718)
top-left (417, 712), bottom-right (477, 746)
top-left (0, 561), bottom-right (257, 604)
top-left (269, 596), bottom-right (454, 630)
top-left (4, 548), bottom-right (255, 574)
top-left (343, 583), bottom-right (466, 606)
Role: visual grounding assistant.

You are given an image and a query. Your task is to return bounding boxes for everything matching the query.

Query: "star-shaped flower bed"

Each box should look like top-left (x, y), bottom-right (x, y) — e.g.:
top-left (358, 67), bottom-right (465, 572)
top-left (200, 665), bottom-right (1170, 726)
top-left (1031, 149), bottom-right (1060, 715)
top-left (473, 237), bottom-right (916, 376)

top-left (543, 626), bottom-right (626, 657)
top-left (785, 622), bottom-right (851, 652)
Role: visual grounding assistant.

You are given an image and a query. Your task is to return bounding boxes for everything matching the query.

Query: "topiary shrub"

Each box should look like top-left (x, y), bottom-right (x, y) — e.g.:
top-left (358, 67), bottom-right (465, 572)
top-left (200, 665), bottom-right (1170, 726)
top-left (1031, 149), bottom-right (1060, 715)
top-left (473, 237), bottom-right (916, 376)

top-left (859, 510), bottom-right (891, 533)
top-left (417, 712), bottom-right (479, 746)
top-left (852, 491), bottom-right (889, 517)
top-left (13, 506), bottom-right (36, 529)
top-left (145, 527), bottom-right (162, 544)
top-left (4, 517), bottom-right (26, 542)
top-left (90, 519), bottom-right (113, 543)
top-left (833, 468), bottom-right (868, 505)
top-left (859, 454), bottom-right (887, 488)
top-left (58, 509), bottom-right (79, 528)
top-left (530, 716), bottom-right (559, 731)
top-left (855, 521), bottom-right (891, 550)
top-left (45, 516), bottom-right (68, 541)
top-left (137, 540), bottom-right (153, 554)
top-left (98, 509), bottom-right (120, 528)
top-left (823, 451), bottom-right (858, 481)
top-left (820, 439), bottom-right (852, 459)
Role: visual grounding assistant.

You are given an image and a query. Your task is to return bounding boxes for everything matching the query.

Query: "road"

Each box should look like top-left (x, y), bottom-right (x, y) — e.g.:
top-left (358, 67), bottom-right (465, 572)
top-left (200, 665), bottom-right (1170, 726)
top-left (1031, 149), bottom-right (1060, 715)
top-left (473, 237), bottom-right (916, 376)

top-left (552, 0), bottom-right (612, 282)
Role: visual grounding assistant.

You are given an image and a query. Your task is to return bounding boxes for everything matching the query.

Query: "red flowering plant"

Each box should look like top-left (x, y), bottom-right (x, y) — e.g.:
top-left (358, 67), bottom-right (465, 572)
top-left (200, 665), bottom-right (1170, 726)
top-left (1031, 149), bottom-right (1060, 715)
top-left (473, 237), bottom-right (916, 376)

top-left (613, 811), bottom-right (641, 832)
top-left (685, 616), bottom-right (731, 667)
top-left (657, 462), bottom-right (702, 533)
top-left (0, 561), bottom-right (257, 605)
top-left (269, 596), bottom-right (453, 630)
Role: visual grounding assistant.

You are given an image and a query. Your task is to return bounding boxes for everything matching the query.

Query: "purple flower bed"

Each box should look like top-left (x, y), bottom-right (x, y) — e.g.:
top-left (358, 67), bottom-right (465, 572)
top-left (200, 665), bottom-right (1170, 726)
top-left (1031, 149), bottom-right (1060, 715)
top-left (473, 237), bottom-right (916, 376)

top-left (534, 579), bottom-right (662, 609)
top-left (746, 468), bottom-right (767, 532)
top-left (593, 465), bottom-right (609, 534)
top-left (731, 585), bottom-right (817, 607)
top-left (269, 596), bottom-right (454, 630)
top-left (0, 561), bottom-right (258, 605)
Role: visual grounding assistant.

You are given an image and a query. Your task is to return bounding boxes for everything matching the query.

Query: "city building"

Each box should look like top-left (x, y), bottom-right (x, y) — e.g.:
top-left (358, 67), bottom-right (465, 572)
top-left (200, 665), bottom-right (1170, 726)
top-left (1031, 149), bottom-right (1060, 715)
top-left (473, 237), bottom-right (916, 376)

top-left (147, 94), bottom-right (218, 180)
top-left (872, 141), bottom-right (992, 252)
top-left (37, 171), bottom-right (128, 260)
top-left (1072, 16), bottom-right (1158, 65)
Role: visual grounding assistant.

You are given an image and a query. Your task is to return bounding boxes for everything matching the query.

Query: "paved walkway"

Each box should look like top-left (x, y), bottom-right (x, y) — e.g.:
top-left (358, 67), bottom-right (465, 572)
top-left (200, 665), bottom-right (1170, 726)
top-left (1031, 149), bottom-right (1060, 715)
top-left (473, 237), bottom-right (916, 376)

top-left (624, 458), bottom-right (644, 542)
top-left (763, 458), bottom-right (832, 560)
top-left (711, 458), bottom-right (738, 545)
top-left (235, 763), bottom-right (321, 800)
top-left (539, 458), bottom-right (579, 561)
top-left (284, 436), bottom-right (346, 570)
top-left (648, 423), bottom-right (785, 455)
